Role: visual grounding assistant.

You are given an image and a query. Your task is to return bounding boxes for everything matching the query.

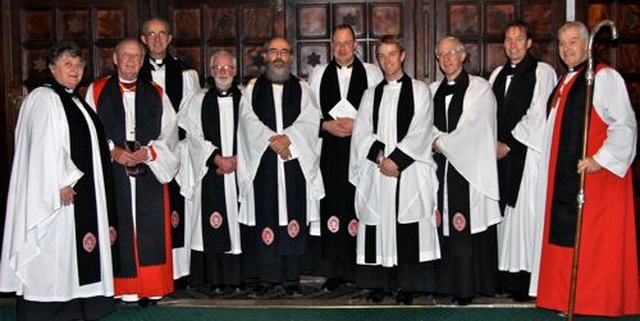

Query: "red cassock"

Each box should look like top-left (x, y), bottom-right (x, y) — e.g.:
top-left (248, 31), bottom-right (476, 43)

top-left (91, 76), bottom-right (175, 299)
top-left (537, 66), bottom-right (640, 317)
top-left (114, 187), bottom-right (174, 298)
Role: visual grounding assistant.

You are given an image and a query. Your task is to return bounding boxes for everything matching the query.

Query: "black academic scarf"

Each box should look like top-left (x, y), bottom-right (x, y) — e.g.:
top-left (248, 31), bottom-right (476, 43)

top-left (492, 54), bottom-right (537, 211)
top-left (364, 73), bottom-right (418, 264)
top-left (318, 58), bottom-right (369, 261)
top-left (47, 80), bottom-right (117, 285)
top-left (96, 75), bottom-right (167, 277)
top-left (319, 58), bottom-right (369, 119)
top-left (432, 71), bottom-right (473, 256)
top-left (549, 61), bottom-right (588, 247)
top-left (200, 84), bottom-right (241, 253)
top-left (250, 74), bottom-right (308, 261)
top-left (139, 54), bottom-right (184, 113)
top-left (140, 55), bottom-right (189, 250)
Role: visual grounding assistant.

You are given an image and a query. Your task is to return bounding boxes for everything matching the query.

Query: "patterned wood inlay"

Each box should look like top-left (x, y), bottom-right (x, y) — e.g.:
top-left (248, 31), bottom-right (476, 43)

top-left (207, 6), bottom-right (237, 41)
top-left (297, 42), bottom-right (329, 78)
top-left (334, 3), bottom-right (366, 37)
top-left (297, 5), bottom-right (328, 39)
top-left (485, 4), bottom-right (514, 36)
top-left (60, 9), bottom-right (91, 41)
top-left (97, 9), bottom-right (125, 39)
top-left (174, 8), bottom-right (202, 39)
top-left (243, 6), bottom-right (273, 41)
top-left (23, 10), bottom-right (53, 42)
top-left (523, 3), bottom-right (553, 38)
top-left (448, 4), bottom-right (479, 36)
top-left (370, 3), bottom-right (401, 37)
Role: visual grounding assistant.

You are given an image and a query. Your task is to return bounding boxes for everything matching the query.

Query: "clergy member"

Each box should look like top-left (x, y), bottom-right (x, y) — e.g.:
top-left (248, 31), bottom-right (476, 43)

top-left (430, 36), bottom-right (501, 305)
top-left (534, 21), bottom-right (639, 317)
top-left (0, 42), bottom-right (119, 320)
top-left (488, 20), bottom-right (557, 301)
top-left (177, 50), bottom-right (243, 292)
top-left (349, 34), bottom-right (440, 305)
top-left (236, 36), bottom-right (324, 297)
top-left (306, 24), bottom-right (383, 290)
top-left (139, 17), bottom-right (200, 282)
top-left (86, 38), bottom-right (179, 304)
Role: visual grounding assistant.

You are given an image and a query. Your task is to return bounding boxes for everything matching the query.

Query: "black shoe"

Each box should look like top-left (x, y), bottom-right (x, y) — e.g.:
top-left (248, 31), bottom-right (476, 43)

top-left (139, 297), bottom-right (160, 307)
top-left (285, 285), bottom-right (303, 298)
top-left (510, 290), bottom-right (533, 302)
top-left (366, 288), bottom-right (386, 303)
top-left (453, 296), bottom-right (473, 306)
top-left (322, 277), bottom-right (344, 292)
top-left (395, 291), bottom-right (413, 305)
top-left (247, 284), bottom-right (271, 299)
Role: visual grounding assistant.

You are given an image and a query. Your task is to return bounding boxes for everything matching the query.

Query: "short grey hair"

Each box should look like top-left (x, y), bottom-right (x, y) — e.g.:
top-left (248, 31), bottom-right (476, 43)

top-left (115, 38), bottom-right (146, 57)
top-left (558, 21), bottom-right (589, 41)
top-left (435, 36), bottom-right (466, 58)
top-left (209, 50), bottom-right (237, 67)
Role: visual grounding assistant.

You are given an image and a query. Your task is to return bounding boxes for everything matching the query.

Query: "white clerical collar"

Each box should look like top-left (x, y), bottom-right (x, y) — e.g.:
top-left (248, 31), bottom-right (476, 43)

top-left (119, 77), bottom-right (136, 84)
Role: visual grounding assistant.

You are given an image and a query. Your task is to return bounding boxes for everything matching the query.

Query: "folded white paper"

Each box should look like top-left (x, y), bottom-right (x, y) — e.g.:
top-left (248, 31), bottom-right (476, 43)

top-left (328, 99), bottom-right (358, 119)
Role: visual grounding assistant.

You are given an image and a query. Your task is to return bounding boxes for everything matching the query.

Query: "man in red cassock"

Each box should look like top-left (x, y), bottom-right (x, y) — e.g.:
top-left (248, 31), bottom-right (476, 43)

top-left (533, 21), bottom-right (639, 317)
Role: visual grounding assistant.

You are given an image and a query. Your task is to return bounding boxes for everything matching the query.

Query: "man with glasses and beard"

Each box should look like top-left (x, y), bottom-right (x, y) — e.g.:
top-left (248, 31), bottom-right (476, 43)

top-left (236, 37), bottom-right (324, 297)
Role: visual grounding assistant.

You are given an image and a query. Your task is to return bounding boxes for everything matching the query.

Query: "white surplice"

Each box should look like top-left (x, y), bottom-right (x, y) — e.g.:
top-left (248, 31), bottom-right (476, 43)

top-left (349, 78), bottom-right (440, 267)
top-left (0, 87), bottom-right (114, 301)
top-left (236, 79), bottom-right (324, 235)
top-left (429, 75), bottom-right (502, 235)
top-left (489, 62), bottom-right (557, 274)
top-left (176, 89), bottom-right (241, 255)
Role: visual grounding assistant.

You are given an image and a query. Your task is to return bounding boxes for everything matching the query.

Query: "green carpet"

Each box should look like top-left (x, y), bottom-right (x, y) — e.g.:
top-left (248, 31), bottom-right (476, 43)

top-left (2, 306), bottom-right (639, 321)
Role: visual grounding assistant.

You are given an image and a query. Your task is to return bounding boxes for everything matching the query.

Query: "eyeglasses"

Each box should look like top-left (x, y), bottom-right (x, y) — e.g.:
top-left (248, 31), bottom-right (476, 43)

top-left (144, 31), bottom-right (168, 38)
top-left (436, 49), bottom-right (463, 59)
top-left (212, 65), bottom-right (235, 72)
top-left (267, 48), bottom-right (291, 57)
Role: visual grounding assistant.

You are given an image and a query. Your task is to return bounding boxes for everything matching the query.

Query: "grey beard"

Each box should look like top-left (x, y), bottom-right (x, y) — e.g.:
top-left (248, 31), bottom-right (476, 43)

top-left (215, 79), bottom-right (233, 92)
top-left (265, 63), bottom-right (290, 82)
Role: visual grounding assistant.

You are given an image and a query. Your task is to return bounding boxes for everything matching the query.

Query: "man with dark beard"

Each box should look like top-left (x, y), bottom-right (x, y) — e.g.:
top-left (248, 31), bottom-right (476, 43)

top-left (177, 50), bottom-right (243, 293)
top-left (307, 24), bottom-right (382, 291)
top-left (236, 37), bottom-right (324, 297)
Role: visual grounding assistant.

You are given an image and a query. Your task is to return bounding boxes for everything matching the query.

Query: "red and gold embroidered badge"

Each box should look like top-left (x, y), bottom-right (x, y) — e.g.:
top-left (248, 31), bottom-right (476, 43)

top-left (83, 232), bottom-right (97, 253)
top-left (348, 219), bottom-right (358, 237)
top-left (262, 227), bottom-right (274, 246)
top-left (453, 212), bottom-right (466, 232)
top-left (327, 215), bottom-right (340, 233)
top-left (288, 219), bottom-right (300, 238)
top-left (210, 211), bottom-right (223, 229)
top-left (109, 227), bottom-right (117, 246)
top-left (171, 210), bottom-right (180, 228)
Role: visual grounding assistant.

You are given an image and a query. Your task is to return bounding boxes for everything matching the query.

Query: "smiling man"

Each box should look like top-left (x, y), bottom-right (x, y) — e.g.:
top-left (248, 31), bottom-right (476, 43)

top-left (429, 36), bottom-right (501, 305)
top-left (488, 20), bottom-right (557, 302)
top-left (306, 24), bottom-right (383, 291)
top-left (86, 38), bottom-right (179, 305)
top-left (349, 35), bottom-right (439, 305)
top-left (534, 21), bottom-right (639, 317)
top-left (139, 18), bottom-right (200, 283)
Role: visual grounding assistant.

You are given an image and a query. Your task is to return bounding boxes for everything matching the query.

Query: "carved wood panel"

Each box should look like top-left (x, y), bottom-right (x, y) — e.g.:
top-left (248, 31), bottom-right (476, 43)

top-left (17, 1), bottom-right (138, 90)
top-left (432, 0), bottom-right (564, 81)
top-left (290, 1), bottom-right (409, 79)
top-left (168, 1), bottom-right (279, 82)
